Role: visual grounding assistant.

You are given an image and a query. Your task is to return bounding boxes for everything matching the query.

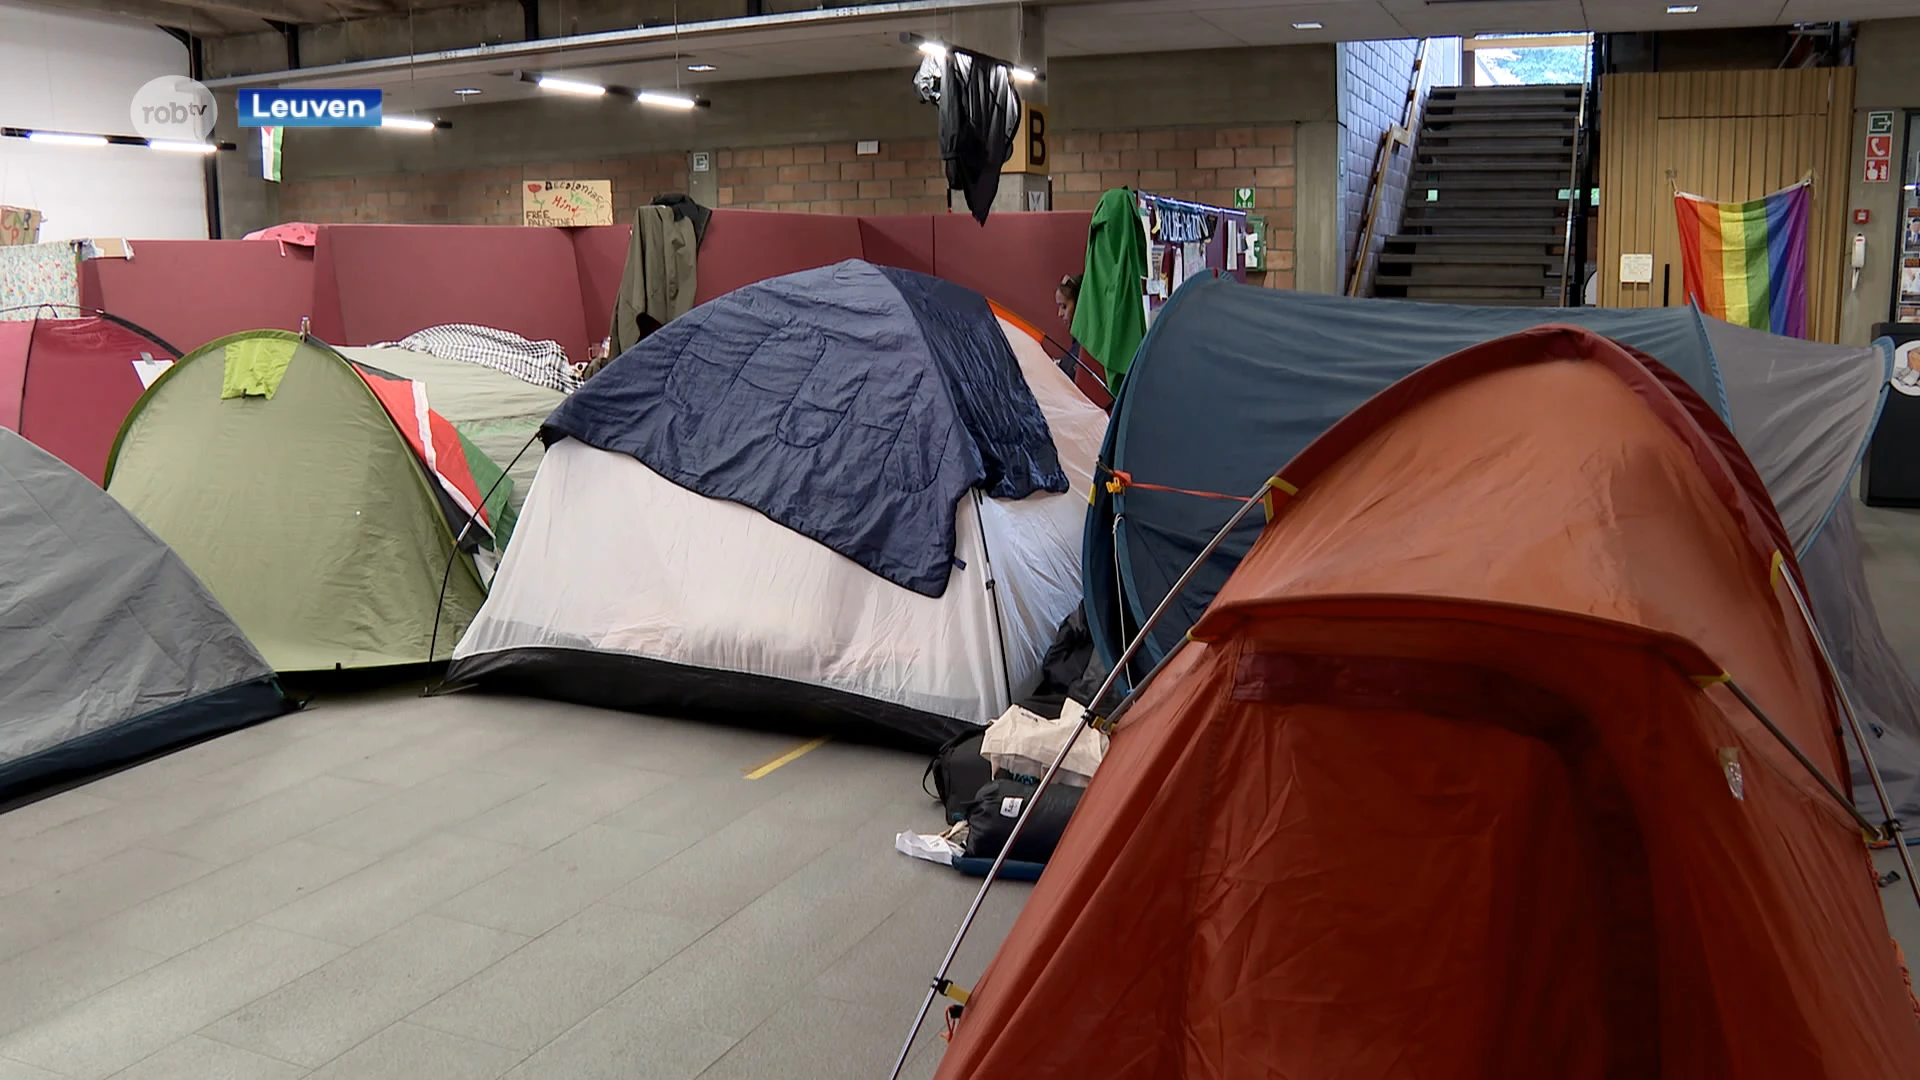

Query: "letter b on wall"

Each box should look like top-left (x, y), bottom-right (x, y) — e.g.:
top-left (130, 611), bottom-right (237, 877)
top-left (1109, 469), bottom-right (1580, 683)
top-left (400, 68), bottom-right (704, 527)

top-left (1008, 102), bottom-right (1049, 175)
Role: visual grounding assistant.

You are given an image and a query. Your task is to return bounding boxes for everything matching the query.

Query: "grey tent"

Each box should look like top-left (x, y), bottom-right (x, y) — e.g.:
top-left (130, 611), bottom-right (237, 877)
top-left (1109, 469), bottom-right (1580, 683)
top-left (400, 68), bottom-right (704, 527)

top-left (1087, 278), bottom-right (1913, 814)
top-left (0, 428), bottom-right (287, 798)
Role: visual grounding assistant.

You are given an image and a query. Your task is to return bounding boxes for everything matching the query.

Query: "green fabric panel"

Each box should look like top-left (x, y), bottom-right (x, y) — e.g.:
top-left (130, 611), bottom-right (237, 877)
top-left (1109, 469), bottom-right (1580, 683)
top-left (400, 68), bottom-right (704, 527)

top-left (334, 347), bottom-right (560, 524)
top-left (455, 426), bottom-right (516, 550)
top-left (1071, 188), bottom-right (1149, 393)
top-left (108, 337), bottom-right (486, 671)
top-left (221, 336), bottom-right (299, 399)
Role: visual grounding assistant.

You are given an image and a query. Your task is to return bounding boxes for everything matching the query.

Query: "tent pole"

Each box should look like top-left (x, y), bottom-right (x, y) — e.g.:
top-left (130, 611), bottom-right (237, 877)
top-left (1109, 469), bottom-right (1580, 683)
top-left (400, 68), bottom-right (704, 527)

top-left (1778, 568), bottom-right (1920, 911)
top-left (972, 491), bottom-right (1016, 713)
top-left (886, 481), bottom-right (1275, 1080)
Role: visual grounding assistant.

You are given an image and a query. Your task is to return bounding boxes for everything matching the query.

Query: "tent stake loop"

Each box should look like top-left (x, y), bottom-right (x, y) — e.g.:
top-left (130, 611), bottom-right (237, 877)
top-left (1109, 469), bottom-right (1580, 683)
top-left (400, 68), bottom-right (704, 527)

top-left (885, 482), bottom-right (1273, 1079)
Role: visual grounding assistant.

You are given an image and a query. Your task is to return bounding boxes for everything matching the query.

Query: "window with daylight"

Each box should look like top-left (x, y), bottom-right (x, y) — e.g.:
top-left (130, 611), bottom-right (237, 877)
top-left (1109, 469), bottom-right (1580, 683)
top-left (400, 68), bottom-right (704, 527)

top-left (1467, 33), bottom-right (1593, 87)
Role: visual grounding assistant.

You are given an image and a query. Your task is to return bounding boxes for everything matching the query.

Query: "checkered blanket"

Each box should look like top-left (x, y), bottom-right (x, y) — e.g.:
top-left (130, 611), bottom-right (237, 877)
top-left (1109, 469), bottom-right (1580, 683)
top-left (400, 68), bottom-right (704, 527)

top-left (386, 324), bottom-right (583, 394)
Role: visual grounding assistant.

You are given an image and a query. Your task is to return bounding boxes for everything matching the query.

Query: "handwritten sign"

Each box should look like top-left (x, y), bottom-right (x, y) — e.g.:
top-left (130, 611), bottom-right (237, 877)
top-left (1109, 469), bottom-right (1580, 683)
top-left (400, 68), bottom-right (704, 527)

top-left (522, 180), bottom-right (613, 227)
top-left (0, 206), bottom-right (43, 246)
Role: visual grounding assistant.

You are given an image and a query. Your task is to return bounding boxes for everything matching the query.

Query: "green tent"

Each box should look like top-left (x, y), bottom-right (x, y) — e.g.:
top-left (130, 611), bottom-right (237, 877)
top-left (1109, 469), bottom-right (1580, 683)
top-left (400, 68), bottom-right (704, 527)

top-left (106, 331), bottom-right (495, 672)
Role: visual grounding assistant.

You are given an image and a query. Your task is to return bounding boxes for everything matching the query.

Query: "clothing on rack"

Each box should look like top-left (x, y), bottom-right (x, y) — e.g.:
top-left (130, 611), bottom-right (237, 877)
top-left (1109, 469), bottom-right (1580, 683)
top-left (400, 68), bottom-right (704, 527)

top-left (936, 49), bottom-right (1022, 224)
top-left (609, 205), bottom-right (698, 358)
top-left (1072, 189), bottom-right (1149, 394)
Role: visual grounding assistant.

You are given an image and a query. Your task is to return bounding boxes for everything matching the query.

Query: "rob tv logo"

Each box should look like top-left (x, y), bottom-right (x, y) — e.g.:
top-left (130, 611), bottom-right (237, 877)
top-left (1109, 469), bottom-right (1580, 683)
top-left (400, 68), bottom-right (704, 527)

top-left (130, 77), bottom-right (217, 141)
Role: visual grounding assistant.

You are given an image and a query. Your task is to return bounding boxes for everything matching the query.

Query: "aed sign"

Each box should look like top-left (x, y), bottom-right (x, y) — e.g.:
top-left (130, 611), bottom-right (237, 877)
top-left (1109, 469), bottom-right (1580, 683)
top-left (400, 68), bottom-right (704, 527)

top-left (1007, 101), bottom-right (1049, 175)
top-left (238, 89), bottom-right (382, 128)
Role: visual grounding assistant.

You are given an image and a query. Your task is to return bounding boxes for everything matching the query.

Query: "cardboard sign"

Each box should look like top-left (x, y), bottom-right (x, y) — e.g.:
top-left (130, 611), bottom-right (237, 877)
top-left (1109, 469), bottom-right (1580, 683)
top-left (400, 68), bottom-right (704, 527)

top-left (0, 206), bottom-right (43, 246)
top-left (1006, 102), bottom-right (1049, 175)
top-left (522, 180), bottom-right (613, 227)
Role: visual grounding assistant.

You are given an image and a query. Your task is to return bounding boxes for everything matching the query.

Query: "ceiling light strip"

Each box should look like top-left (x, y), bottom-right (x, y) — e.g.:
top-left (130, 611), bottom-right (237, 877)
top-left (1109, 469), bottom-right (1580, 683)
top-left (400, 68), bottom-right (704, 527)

top-left (1, 127), bottom-right (237, 151)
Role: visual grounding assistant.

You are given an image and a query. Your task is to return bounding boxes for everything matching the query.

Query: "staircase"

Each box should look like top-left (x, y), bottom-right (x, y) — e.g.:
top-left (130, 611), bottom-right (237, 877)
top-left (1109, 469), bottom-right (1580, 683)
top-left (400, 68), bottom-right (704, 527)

top-left (1371, 84), bottom-right (1586, 307)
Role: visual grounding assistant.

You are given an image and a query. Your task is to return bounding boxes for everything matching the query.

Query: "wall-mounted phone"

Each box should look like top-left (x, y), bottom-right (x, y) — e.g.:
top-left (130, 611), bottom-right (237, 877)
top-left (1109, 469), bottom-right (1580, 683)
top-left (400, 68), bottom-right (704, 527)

top-left (1853, 233), bottom-right (1868, 292)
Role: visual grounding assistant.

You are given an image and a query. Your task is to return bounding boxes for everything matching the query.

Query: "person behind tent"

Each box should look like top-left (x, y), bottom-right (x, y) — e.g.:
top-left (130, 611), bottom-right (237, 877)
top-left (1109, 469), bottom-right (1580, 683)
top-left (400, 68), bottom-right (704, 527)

top-left (1054, 274), bottom-right (1087, 383)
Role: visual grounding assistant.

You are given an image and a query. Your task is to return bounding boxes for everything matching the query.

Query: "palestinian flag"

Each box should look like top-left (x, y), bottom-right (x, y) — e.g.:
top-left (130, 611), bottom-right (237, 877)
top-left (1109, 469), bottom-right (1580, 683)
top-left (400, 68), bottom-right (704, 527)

top-left (353, 363), bottom-right (498, 545)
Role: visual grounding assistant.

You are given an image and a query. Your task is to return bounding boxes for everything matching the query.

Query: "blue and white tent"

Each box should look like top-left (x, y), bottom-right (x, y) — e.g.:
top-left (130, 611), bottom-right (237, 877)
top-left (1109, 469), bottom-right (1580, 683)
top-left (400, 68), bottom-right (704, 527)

top-left (450, 261), bottom-right (1108, 748)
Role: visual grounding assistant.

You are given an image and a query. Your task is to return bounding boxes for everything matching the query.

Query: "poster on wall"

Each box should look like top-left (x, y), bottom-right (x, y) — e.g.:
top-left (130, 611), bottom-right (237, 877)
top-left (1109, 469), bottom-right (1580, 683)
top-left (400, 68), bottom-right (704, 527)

top-left (1902, 255), bottom-right (1920, 314)
top-left (522, 180), bottom-right (614, 227)
top-left (1905, 208), bottom-right (1920, 253)
top-left (0, 206), bottom-right (42, 246)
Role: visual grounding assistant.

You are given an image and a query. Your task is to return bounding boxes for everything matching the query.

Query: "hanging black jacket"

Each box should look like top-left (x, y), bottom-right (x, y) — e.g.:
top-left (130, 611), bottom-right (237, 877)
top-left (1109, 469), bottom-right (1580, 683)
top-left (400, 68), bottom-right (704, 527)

top-left (938, 50), bottom-right (1021, 224)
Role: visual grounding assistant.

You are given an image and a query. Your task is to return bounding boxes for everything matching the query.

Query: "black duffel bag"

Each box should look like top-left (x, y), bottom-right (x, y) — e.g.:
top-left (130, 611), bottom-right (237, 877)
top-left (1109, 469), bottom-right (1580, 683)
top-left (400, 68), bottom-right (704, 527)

top-left (964, 775), bottom-right (1083, 864)
top-left (923, 729), bottom-right (993, 824)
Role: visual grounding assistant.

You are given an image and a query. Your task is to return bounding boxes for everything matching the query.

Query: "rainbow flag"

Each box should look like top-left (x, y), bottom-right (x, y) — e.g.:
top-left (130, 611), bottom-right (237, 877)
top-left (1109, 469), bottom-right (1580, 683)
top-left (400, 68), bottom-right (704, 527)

top-left (1673, 180), bottom-right (1811, 338)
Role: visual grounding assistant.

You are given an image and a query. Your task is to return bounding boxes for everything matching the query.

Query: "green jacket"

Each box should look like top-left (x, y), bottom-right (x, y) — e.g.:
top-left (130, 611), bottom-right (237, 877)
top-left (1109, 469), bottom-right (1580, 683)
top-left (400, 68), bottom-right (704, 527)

top-left (1071, 188), bottom-right (1148, 393)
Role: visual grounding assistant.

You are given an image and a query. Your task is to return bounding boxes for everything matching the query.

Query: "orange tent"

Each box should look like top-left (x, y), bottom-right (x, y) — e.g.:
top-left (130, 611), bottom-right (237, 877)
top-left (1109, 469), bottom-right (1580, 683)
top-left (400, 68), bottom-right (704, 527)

top-left (935, 326), bottom-right (1920, 1079)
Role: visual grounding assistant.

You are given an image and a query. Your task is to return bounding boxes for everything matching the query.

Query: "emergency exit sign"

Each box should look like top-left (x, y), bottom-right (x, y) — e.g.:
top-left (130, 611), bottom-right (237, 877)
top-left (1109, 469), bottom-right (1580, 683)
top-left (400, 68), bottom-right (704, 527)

top-left (1867, 111), bottom-right (1895, 183)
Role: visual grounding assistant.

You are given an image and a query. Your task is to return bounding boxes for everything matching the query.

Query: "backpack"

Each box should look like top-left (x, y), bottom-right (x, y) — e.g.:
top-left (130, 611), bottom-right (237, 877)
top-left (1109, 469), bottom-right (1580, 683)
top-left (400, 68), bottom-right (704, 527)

top-left (923, 728), bottom-right (993, 824)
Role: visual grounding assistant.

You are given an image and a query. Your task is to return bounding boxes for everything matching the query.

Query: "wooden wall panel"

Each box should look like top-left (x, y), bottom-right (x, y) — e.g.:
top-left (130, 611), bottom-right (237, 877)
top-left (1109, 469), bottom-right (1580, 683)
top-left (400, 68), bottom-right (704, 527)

top-left (1597, 67), bottom-right (1856, 341)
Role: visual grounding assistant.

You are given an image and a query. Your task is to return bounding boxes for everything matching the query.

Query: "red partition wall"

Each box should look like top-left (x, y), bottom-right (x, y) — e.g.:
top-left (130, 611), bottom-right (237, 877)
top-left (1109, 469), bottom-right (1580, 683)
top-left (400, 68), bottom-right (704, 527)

top-left (857, 216), bottom-right (937, 276)
top-left (71, 211), bottom-right (1095, 380)
top-left (311, 225), bottom-right (594, 359)
top-left (0, 322), bottom-right (30, 430)
top-left (80, 241), bottom-right (314, 355)
top-left (932, 211), bottom-right (1092, 344)
top-left (694, 211), bottom-right (865, 304)
top-left (569, 225), bottom-right (632, 351)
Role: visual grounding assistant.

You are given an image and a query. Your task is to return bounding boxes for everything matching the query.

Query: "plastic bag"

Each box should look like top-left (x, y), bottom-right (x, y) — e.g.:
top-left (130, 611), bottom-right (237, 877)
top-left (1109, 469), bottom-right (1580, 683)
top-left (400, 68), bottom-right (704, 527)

top-left (980, 698), bottom-right (1106, 786)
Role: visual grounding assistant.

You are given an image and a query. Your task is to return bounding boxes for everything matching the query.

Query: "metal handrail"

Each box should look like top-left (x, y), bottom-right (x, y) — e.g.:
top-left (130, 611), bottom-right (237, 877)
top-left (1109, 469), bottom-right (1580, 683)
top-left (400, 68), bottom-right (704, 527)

top-left (1560, 69), bottom-right (1591, 306)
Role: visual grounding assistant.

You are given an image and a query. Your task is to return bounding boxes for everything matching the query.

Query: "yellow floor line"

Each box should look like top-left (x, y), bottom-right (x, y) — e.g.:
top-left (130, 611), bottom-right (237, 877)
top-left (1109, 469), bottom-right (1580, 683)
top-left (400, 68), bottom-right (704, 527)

top-left (744, 736), bottom-right (830, 779)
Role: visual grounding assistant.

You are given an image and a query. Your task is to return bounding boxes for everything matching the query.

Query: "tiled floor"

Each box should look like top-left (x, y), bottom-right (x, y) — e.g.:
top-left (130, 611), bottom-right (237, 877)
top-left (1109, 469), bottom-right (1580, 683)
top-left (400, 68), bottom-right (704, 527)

top-left (5, 498), bottom-right (1920, 1079)
top-left (0, 692), bottom-right (1020, 1079)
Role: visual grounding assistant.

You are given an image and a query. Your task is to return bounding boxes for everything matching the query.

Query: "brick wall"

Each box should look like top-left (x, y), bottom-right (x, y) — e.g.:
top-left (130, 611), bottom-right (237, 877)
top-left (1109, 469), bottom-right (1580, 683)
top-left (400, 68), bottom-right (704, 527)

top-left (715, 140), bottom-right (948, 214)
top-left (276, 154), bottom-right (691, 227)
top-left (1339, 39), bottom-right (1426, 295)
top-left (275, 121), bottom-right (1300, 286)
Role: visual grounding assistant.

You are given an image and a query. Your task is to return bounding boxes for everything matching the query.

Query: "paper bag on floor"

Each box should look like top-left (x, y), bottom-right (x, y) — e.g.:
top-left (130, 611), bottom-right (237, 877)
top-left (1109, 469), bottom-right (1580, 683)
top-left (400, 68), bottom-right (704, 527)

top-left (981, 697), bottom-right (1106, 786)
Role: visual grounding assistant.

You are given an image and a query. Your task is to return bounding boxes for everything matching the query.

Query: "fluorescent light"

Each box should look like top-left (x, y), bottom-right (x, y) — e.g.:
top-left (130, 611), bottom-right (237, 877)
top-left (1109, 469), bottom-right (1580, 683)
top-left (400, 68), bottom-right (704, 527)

top-left (381, 116), bottom-right (436, 131)
top-left (1666, 4), bottom-right (1698, 12)
top-left (637, 91), bottom-right (698, 110)
top-left (148, 139), bottom-right (217, 154)
top-left (1010, 66), bottom-right (1037, 83)
top-left (687, 63), bottom-right (717, 72)
top-left (27, 131), bottom-right (108, 147)
top-left (536, 76), bottom-right (607, 96)
top-left (1292, 21), bottom-right (1324, 30)
top-left (453, 87), bottom-right (483, 96)
top-left (918, 40), bottom-right (947, 59)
